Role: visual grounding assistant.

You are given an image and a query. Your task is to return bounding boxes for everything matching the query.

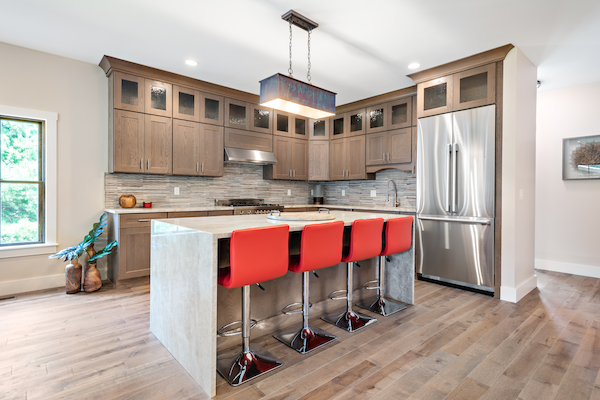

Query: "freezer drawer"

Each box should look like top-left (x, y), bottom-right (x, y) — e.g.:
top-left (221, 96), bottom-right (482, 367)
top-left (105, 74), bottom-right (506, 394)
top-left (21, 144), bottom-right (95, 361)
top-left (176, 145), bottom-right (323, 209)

top-left (416, 217), bottom-right (494, 291)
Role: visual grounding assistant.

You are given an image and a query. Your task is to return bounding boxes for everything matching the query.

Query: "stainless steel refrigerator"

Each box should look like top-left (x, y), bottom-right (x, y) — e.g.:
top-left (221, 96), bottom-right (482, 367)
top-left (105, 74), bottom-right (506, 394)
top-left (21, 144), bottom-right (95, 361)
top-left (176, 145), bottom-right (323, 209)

top-left (416, 104), bottom-right (495, 293)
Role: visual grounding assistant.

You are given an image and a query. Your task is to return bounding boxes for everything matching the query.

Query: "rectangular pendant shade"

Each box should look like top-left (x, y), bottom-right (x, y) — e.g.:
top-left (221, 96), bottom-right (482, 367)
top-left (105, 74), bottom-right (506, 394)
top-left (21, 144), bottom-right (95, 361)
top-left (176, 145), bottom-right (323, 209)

top-left (259, 73), bottom-right (336, 119)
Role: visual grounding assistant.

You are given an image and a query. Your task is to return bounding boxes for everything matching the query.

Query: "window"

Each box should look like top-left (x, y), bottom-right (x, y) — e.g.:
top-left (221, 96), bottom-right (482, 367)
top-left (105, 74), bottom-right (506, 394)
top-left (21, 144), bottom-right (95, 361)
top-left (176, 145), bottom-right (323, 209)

top-left (0, 117), bottom-right (44, 245)
top-left (0, 105), bottom-right (57, 258)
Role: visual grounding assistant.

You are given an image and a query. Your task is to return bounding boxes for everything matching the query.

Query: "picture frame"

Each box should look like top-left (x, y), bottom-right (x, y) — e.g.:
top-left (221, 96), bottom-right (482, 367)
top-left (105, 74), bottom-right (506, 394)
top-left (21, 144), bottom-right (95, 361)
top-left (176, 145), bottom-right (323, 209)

top-left (562, 134), bottom-right (600, 180)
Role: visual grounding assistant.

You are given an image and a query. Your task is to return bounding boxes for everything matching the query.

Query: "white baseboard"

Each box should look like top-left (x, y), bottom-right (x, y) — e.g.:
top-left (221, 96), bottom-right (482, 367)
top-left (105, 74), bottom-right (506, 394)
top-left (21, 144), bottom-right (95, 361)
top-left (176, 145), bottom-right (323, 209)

top-left (0, 274), bottom-right (64, 297)
top-left (500, 274), bottom-right (538, 303)
top-left (535, 259), bottom-right (600, 279)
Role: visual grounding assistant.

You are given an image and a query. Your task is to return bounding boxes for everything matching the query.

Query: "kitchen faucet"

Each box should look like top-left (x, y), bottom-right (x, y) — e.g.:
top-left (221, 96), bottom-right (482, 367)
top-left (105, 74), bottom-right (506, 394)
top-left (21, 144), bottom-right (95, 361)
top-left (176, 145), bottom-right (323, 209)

top-left (386, 180), bottom-right (400, 207)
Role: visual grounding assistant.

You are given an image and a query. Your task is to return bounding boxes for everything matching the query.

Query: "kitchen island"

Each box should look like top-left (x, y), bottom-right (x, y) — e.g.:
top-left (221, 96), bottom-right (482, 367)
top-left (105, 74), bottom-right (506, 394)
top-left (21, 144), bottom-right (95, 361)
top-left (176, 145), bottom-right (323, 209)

top-left (149, 210), bottom-right (414, 397)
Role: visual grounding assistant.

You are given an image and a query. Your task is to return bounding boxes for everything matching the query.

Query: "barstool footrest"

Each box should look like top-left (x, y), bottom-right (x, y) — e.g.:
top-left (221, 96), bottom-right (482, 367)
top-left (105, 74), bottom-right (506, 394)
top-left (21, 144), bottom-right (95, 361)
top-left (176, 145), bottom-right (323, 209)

top-left (273, 324), bottom-right (337, 354)
top-left (328, 289), bottom-right (348, 301)
top-left (362, 279), bottom-right (380, 290)
top-left (355, 297), bottom-right (407, 317)
top-left (281, 302), bottom-right (312, 315)
top-left (216, 343), bottom-right (282, 386)
top-left (217, 319), bottom-right (258, 337)
top-left (321, 309), bottom-right (377, 332)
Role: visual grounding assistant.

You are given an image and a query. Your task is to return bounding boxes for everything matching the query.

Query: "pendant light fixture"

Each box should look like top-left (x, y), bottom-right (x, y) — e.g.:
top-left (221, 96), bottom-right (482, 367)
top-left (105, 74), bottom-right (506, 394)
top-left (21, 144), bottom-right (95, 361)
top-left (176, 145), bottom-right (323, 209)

top-left (259, 10), bottom-right (336, 119)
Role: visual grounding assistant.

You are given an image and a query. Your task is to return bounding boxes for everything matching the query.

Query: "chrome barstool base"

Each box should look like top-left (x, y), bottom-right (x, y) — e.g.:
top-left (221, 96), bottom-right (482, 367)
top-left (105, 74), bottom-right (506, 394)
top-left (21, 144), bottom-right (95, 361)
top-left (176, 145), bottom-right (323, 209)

top-left (355, 297), bottom-right (407, 316)
top-left (321, 309), bottom-right (377, 332)
top-left (216, 343), bottom-right (282, 386)
top-left (274, 324), bottom-right (337, 354)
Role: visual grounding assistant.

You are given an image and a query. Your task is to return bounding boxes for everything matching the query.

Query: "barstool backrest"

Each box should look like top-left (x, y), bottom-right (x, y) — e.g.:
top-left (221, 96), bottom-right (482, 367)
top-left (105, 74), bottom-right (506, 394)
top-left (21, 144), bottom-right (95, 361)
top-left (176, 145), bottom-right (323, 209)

top-left (381, 216), bottom-right (413, 256)
top-left (222, 225), bottom-right (289, 289)
top-left (291, 221), bottom-right (344, 273)
top-left (342, 218), bottom-right (384, 263)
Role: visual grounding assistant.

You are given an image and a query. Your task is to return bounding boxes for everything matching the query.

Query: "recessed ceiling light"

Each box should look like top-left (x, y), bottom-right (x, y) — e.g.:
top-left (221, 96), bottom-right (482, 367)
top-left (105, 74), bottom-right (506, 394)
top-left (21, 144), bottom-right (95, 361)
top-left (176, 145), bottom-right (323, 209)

top-left (185, 60), bottom-right (198, 66)
top-left (408, 63), bottom-right (420, 70)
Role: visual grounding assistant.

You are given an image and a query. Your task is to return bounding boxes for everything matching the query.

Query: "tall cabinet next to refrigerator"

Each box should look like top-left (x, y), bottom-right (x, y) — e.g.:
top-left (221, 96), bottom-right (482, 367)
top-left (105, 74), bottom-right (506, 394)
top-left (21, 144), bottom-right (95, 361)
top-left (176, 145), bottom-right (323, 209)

top-left (416, 105), bottom-right (495, 293)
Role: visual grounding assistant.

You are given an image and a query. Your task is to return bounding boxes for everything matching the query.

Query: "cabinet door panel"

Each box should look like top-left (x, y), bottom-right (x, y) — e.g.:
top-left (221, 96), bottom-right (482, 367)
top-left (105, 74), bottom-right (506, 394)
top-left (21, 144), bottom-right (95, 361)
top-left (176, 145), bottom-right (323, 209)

top-left (389, 128), bottom-right (412, 164)
top-left (293, 116), bottom-right (308, 139)
top-left (388, 97), bottom-right (412, 130)
top-left (202, 125), bottom-right (224, 176)
top-left (366, 104), bottom-right (387, 134)
top-left (329, 139), bottom-right (346, 180)
top-left (273, 110), bottom-right (292, 137)
top-left (224, 128), bottom-right (272, 152)
top-left (119, 227), bottom-right (151, 279)
top-left (145, 79), bottom-right (172, 117)
top-left (224, 98), bottom-right (250, 130)
top-left (309, 140), bottom-right (329, 181)
top-left (272, 136), bottom-right (293, 179)
top-left (330, 115), bottom-right (345, 139)
top-left (173, 119), bottom-right (200, 176)
top-left (114, 110), bottom-right (144, 173)
top-left (114, 72), bottom-right (145, 113)
top-left (144, 115), bottom-right (172, 174)
top-left (347, 135), bottom-right (366, 180)
top-left (173, 85), bottom-right (200, 122)
top-left (346, 108), bottom-right (366, 137)
top-left (309, 118), bottom-right (330, 140)
top-left (366, 132), bottom-right (388, 166)
top-left (200, 93), bottom-right (224, 126)
top-left (417, 76), bottom-right (453, 118)
top-left (292, 139), bottom-right (308, 180)
top-left (250, 105), bottom-right (272, 134)
top-left (453, 64), bottom-right (496, 111)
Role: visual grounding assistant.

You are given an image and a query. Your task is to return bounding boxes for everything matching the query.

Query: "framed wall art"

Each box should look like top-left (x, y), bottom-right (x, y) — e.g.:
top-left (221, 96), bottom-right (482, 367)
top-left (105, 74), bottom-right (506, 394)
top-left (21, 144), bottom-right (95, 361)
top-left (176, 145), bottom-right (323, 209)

top-left (563, 135), bottom-right (600, 180)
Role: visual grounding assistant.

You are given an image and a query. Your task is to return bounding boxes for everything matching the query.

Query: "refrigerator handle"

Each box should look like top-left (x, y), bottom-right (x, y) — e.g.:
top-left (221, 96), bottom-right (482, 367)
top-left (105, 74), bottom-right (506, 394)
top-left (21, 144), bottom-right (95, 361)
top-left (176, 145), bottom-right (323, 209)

top-left (452, 143), bottom-right (458, 213)
top-left (447, 144), bottom-right (452, 212)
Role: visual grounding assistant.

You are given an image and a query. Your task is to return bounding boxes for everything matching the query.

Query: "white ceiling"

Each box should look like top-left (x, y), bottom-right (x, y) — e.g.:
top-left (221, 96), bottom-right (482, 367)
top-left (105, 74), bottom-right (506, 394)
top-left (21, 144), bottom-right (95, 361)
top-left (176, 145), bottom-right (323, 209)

top-left (1, 0), bottom-right (599, 105)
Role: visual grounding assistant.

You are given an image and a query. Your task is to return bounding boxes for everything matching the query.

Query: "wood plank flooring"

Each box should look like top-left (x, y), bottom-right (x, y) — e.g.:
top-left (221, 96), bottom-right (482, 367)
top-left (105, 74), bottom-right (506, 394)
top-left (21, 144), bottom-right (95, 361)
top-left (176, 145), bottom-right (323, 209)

top-left (2, 270), bottom-right (600, 399)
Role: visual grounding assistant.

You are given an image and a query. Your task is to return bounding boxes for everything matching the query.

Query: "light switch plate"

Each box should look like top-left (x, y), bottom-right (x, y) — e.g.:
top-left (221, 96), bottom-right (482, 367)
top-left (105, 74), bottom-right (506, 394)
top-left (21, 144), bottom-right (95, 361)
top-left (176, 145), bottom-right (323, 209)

top-left (287, 189), bottom-right (291, 196)
top-left (370, 189), bottom-right (376, 197)
top-left (342, 190), bottom-right (346, 197)
top-left (174, 187), bottom-right (179, 195)
top-left (519, 189), bottom-right (524, 200)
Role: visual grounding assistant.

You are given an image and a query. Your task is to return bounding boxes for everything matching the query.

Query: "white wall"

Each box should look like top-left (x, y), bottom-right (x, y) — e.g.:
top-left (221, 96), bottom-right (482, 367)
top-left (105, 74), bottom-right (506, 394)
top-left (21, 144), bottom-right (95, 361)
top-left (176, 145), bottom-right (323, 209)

top-left (535, 81), bottom-right (600, 277)
top-left (500, 47), bottom-right (538, 302)
top-left (0, 42), bottom-right (107, 295)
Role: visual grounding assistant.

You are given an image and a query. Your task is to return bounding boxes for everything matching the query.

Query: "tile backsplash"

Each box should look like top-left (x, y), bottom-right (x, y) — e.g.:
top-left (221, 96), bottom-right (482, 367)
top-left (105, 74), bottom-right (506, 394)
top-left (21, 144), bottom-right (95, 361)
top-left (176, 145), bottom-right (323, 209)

top-left (104, 165), bottom-right (415, 209)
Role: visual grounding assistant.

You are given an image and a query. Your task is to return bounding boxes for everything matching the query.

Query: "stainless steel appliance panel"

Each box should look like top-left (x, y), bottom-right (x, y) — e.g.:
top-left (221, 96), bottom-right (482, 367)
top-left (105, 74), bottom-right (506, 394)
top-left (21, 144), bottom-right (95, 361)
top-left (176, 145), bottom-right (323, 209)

top-left (452, 105), bottom-right (496, 218)
top-left (416, 113), bottom-right (453, 216)
top-left (416, 217), bottom-right (494, 291)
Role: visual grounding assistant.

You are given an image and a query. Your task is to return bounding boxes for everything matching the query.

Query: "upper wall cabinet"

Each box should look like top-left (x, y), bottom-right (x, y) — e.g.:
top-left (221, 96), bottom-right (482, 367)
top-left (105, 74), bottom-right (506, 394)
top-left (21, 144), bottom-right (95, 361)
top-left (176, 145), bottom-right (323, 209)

top-left (330, 108), bottom-right (366, 139)
top-left (250, 104), bottom-right (273, 134)
top-left (366, 98), bottom-right (412, 134)
top-left (224, 98), bottom-right (250, 130)
top-left (309, 118), bottom-right (330, 140)
top-left (273, 111), bottom-right (307, 139)
top-left (144, 79), bottom-right (172, 117)
top-left (114, 72), bottom-right (145, 113)
top-left (416, 63), bottom-right (496, 118)
top-left (173, 86), bottom-right (224, 126)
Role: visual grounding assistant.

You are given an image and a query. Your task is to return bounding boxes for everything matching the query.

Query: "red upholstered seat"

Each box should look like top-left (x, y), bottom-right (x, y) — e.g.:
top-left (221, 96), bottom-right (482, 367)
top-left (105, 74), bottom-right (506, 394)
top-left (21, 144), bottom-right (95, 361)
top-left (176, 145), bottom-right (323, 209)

top-left (381, 216), bottom-right (413, 256)
top-left (341, 218), bottom-right (384, 263)
top-left (218, 225), bottom-right (289, 289)
top-left (289, 221), bottom-right (344, 273)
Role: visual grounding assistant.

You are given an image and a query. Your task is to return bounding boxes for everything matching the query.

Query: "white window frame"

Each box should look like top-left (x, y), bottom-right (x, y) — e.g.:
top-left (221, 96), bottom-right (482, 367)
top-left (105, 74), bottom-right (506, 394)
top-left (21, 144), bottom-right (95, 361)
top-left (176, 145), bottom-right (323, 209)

top-left (0, 104), bottom-right (57, 258)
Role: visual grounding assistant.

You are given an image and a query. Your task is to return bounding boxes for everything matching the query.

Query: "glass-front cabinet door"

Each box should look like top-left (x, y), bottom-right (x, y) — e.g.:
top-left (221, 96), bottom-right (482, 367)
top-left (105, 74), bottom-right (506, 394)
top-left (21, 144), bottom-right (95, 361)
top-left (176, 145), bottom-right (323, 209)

top-left (388, 97), bottom-right (412, 130)
top-left (200, 93), bottom-right (224, 126)
top-left (417, 76), bottom-right (453, 118)
top-left (173, 86), bottom-right (200, 122)
top-left (250, 104), bottom-right (272, 134)
top-left (347, 108), bottom-right (365, 136)
top-left (273, 110), bottom-right (291, 137)
top-left (452, 64), bottom-right (496, 111)
top-left (224, 98), bottom-right (250, 130)
top-left (366, 104), bottom-right (386, 134)
top-left (309, 118), bottom-right (329, 140)
top-left (113, 72), bottom-right (145, 113)
top-left (293, 116), bottom-right (307, 139)
top-left (144, 79), bottom-right (172, 117)
top-left (330, 115), bottom-right (345, 139)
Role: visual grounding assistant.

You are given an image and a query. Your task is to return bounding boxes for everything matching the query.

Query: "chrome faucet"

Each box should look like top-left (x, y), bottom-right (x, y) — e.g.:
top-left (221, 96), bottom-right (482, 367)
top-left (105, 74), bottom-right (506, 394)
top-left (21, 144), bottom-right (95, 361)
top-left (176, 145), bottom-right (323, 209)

top-left (386, 180), bottom-right (400, 207)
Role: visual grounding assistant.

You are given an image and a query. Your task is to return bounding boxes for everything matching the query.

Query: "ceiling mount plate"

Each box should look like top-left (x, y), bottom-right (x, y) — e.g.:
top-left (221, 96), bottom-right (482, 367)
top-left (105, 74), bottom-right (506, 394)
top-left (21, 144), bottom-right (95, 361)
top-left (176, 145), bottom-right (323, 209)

top-left (281, 10), bottom-right (318, 31)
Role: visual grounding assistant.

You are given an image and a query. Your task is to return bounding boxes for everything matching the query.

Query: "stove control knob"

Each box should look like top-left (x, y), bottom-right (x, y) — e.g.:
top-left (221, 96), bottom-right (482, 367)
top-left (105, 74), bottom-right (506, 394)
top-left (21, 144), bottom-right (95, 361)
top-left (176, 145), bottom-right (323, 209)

top-left (240, 210), bottom-right (245, 215)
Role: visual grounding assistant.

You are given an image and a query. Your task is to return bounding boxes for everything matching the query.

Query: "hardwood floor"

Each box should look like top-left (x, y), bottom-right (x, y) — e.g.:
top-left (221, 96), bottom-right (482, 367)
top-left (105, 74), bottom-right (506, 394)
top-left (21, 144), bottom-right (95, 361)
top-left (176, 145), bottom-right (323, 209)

top-left (2, 270), bottom-right (600, 399)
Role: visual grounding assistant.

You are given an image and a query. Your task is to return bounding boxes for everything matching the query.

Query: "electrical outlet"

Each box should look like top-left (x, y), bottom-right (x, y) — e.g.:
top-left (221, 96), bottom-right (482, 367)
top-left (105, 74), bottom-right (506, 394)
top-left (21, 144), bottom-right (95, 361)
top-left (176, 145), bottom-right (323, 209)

top-left (342, 190), bottom-right (346, 197)
top-left (174, 187), bottom-right (180, 195)
top-left (370, 189), bottom-right (376, 197)
top-left (519, 189), bottom-right (524, 200)
top-left (287, 189), bottom-right (291, 196)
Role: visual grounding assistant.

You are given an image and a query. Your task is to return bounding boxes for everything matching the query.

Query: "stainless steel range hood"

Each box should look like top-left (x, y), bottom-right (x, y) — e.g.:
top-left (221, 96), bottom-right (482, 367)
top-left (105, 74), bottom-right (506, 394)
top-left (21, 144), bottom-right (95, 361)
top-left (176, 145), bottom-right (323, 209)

top-left (224, 147), bottom-right (278, 165)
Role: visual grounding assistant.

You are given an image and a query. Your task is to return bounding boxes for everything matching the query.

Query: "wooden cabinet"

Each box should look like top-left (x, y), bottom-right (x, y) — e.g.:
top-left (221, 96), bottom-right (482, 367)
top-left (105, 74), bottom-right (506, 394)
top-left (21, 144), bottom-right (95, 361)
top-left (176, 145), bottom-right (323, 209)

top-left (174, 86), bottom-right (225, 126)
top-left (330, 108), bottom-right (366, 139)
top-left (366, 97), bottom-right (412, 134)
top-left (264, 136), bottom-right (308, 180)
top-left (250, 104), bottom-right (273, 134)
top-left (417, 63), bottom-right (496, 118)
top-left (309, 140), bottom-right (329, 181)
top-left (113, 72), bottom-right (145, 113)
top-left (366, 128), bottom-right (412, 166)
top-left (144, 79), bottom-right (172, 117)
top-left (173, 120), bottom-right (223, 177)
top-left (112, 110), bottom-right (172, 174)
top-left (224, 128), bottom-right (272, 152)
top-left (329, 136), bottom-right (366, 180)
top-left (366, 132), bottom-right (387, 165)
top-left (273, 110), bottom-right (307, 139)
top-left (224, 98), bottom-right (250, 130)
top-left (309, 118), bottom-right (330, 140)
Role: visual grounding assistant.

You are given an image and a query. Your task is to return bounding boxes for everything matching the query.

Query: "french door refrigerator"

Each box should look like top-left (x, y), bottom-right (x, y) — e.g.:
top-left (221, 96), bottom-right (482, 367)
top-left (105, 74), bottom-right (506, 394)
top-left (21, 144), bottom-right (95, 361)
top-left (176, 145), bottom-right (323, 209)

top-left (416, 104), bottom-right (495, 293)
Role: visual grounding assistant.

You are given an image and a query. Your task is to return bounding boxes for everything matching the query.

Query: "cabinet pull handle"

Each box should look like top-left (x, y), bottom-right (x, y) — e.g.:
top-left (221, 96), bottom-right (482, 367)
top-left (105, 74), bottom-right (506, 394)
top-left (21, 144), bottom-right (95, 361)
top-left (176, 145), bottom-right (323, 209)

top-left (138, 219), bottom-right (151, 222)
top-left (387, 153), bottom-right (390, 162)
top-left (202, 163), bottom-right (204, 173)
top-left (140, 159), bottom-right (143, 169)
top-left (383, 152), bottom-right (386, 162)
top-left (197, 163), bottom-right (199, 173)
top-left (289, 169), bottom-right (292, 177)
top-left (147, 159), bottom-right (150, 169)
top-left (293, 170), bottom-right (295, 178)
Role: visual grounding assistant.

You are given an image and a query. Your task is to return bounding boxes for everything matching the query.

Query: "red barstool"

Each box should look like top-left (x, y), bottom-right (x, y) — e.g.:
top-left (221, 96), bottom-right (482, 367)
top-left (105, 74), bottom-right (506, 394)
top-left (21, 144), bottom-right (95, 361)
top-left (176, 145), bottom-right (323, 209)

top-left (216, 224), bottom-right (289, 386)
top-left (274, 221), bottom-right (344, 354)
top-left (356, 216), bottom-right (413, 316)
top-left (322, 218), bottom-right (384, 332)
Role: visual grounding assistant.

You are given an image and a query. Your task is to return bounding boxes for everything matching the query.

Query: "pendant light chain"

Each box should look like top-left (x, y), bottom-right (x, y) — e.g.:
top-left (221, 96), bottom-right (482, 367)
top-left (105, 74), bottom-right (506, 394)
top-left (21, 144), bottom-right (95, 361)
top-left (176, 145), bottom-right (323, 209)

top-left (288, 20), bottom-right (293, 76)
top-left (307, 27), bottom-right (312, 83)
